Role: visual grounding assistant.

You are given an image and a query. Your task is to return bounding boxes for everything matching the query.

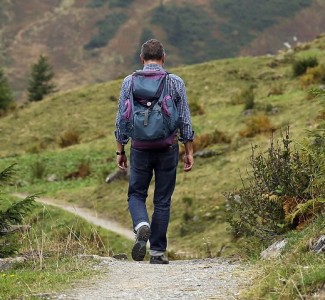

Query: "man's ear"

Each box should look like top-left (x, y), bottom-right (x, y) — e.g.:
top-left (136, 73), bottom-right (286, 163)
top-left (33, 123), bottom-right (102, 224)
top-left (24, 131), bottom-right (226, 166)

top-left (140, 55), bottom-right (145, 64)
top-left (162, 54), bottom-right (165, 64)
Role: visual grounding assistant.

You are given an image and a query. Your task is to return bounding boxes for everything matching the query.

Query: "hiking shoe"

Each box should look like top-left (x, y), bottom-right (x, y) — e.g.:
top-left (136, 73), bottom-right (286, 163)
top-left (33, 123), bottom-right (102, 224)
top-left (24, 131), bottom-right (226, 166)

top-left (150, 254), bottom-right (169, 264)
top-left (131, 225), bottom-right (151, 261)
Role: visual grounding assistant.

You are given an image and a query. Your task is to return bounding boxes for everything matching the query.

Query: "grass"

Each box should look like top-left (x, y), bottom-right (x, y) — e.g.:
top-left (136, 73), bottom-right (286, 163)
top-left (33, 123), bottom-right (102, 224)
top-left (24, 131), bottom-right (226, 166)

top-left (0, 198), bottom-right (133, 298)
top-left (243, 216), bottom-right (325, 300)
top-left (1, 35), bottom-right (324, 256)
top-left (0, 33), bottom-right (325, 297)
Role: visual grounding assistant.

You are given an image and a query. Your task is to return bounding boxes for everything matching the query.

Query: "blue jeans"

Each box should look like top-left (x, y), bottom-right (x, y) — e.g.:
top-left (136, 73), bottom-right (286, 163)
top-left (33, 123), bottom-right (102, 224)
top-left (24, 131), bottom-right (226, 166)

top-left (128, 144), bottom-right (179, 253)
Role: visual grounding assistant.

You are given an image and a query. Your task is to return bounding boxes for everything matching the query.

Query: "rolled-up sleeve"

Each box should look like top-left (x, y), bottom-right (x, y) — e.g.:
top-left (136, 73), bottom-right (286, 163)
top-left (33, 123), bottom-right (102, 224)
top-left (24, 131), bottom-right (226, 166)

top-left (170, 75), bottom-right (194, 143)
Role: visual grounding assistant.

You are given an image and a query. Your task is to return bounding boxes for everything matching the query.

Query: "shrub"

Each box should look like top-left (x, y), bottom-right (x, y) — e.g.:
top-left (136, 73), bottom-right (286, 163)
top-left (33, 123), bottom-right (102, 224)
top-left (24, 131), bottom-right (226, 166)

top-left (239, 114), bottom-right (274, 137)
top-left (292, 56), bottom-right (318, 77)
top-left (300, 64), bottom-right (325, 88)
top-left (0, 165), bottom-right (35, 257)
top-left (225, 127), bottom-right (325, 239)
top-left (58, 129), bottom-right (80, 148)
top-left (267, 82), bottom-right (285, 96)
top-left (184, 129), bottom-right (231, 155)
top-left (30, 158), bottom-right (47, 181)
top-left (231, 86), bottom-right (255, 109)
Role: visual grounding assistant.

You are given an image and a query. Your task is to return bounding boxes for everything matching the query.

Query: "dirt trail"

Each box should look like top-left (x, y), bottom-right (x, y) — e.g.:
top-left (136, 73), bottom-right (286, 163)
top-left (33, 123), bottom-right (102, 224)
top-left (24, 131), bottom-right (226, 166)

top-left (13, 193), bottom-right (252, 299)
top-left (12, 193), bottom-right (134, 240)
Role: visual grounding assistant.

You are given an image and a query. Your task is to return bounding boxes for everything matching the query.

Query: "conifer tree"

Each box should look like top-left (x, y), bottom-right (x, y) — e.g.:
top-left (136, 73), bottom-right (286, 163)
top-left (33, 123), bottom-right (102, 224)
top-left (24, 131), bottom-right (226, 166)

top-left (27, 55), bottom-right (56, 102)
top-left (0, 69), bottom-right (13, 111)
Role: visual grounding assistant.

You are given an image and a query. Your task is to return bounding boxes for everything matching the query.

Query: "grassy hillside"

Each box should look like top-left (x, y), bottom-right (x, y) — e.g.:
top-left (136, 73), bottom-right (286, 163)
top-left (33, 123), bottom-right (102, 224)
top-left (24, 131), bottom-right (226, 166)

top-left (0, 34), bottom-right (325, 260)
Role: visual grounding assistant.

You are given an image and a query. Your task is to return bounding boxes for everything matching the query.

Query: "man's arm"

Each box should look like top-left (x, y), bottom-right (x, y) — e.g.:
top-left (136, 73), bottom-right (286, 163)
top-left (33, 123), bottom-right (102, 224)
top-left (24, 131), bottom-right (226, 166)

top-left (116, 141), bottom-right (127, 170)
top-left (183, 141), bottom-right (194, 172)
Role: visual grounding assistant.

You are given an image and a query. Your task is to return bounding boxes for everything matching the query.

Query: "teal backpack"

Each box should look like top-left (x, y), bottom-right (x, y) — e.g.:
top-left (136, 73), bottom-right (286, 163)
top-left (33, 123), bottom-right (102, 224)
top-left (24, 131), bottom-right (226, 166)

top-left (119, 70), bottom-right (179, 149)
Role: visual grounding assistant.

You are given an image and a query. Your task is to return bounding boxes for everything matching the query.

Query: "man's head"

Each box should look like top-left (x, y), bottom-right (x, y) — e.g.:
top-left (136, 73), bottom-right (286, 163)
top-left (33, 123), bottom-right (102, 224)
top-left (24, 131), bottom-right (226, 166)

top-left (140, 39), bottom-right (165, 64)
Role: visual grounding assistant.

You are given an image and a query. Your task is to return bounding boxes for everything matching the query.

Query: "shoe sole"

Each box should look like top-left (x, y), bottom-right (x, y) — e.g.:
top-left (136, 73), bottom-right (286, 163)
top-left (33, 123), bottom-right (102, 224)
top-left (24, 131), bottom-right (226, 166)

top-left (150, 260), bottom-right (169, 265)
top-left (131, 226), bottom-right (151, 261)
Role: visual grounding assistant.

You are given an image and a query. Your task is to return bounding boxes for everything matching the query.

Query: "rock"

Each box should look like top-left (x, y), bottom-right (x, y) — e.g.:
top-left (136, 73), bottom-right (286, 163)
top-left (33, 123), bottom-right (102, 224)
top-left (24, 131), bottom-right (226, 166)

top-left (0, 257), bottom-right (26, 271)
top-left (261, 239), bottom-right (287, 260)
top-left (0, 224), bottom-right (31, 234)
top-left (47, 174), bottom-right (58, 182)
top-left (112, 253), bottom-right (128, 260)
top-left (310, 235), bottom-right (325, 253)
top-left (105, 169), bottom-right (128, 183)
top-left (77, 254), bottom-right (115, 262)
top-left (193, 150), bottom-right (218, 158)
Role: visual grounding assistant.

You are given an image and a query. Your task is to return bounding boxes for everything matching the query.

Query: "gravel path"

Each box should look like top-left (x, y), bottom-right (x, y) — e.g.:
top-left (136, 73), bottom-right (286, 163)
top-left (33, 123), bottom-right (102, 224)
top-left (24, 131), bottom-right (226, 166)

top-left (13, 194), bottom-right (252, 299)
top-left (59, 257), bottom-right (251, 300)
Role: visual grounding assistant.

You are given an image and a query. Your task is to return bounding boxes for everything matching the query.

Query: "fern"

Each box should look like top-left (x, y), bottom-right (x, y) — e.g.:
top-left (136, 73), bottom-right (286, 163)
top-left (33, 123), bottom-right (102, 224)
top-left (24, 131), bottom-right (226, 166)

top-left (289, 198), bottom-right (325, 224)
top-left (0, 163), bottom-right (16, 185)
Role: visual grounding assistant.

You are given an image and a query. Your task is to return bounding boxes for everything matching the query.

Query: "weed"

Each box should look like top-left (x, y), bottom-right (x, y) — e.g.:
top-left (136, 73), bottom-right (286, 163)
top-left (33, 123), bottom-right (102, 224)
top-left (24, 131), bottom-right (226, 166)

top-left (231, 86), bottom-right (255, 108)
top-left (239, 114), bottom-right (274, 138)
top-left (58, 129), bottom-right (80, 148)
top-left (300, 64), bottom-right (325, 88)
top-left (292, 56), bottom-right (318, 77)
top-left (225, 127), bottom-right (325, 239)
top-left (267, 82), bottom-right (285, 96)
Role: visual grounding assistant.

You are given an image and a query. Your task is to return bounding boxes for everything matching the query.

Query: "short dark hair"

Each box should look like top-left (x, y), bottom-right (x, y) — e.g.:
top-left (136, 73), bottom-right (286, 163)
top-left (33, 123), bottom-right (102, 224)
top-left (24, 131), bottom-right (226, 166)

top-left (140, 39), bottom-right (165, 61)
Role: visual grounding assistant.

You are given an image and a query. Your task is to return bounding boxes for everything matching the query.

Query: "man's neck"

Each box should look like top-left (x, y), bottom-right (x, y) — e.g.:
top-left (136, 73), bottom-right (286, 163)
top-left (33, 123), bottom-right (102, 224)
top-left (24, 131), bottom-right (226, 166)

top-left (143, 60), bottom-right (163, 66)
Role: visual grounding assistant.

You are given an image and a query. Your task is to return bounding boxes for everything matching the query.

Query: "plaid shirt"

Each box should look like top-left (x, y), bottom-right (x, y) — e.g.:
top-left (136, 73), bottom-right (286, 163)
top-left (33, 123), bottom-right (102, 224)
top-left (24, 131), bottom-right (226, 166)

top-left (115, 64), bottom-right (194, 144)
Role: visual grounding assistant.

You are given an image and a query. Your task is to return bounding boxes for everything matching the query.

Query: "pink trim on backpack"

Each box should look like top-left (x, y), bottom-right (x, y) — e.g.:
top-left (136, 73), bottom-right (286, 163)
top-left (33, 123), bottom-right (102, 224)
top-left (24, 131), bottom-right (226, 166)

top-left (162, 95), bottom-right (172, 116)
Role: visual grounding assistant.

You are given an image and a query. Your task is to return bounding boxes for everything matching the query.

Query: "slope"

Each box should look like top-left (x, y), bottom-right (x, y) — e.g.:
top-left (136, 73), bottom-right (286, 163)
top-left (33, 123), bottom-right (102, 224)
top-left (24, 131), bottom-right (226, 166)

top-left (0, 34), bottom-right (324, 256)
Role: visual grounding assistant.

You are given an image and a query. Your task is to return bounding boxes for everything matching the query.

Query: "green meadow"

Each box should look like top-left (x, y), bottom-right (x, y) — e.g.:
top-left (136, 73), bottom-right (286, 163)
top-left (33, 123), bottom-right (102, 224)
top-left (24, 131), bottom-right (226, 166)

top-left (0, 35), bottom-right (324, 298)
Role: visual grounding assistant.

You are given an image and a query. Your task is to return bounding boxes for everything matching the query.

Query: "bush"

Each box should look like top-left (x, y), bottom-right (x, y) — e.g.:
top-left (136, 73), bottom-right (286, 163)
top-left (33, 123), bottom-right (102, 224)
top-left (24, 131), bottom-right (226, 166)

top-left (239, 114), bottom-right (274, 137)
top-left (0, 165), bottom-right (35, 257)
top-left (231, 86), bottom-right (255, 109)
top-left (58, 129), bottom-right (80, 148)
top-left (225, 127), bottom-right (325, 239)
top-left (300, 64), bottom-right (325, 88)
top-left (292, 56), bottom-right (318, 77)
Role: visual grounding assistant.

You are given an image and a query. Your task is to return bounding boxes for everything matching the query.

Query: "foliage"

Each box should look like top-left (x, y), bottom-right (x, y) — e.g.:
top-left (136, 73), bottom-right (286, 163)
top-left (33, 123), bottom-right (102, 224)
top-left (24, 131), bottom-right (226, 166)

top-left (239, 114), bottom-right (274, 137)
top-left (0, 165), bottom-right (35, 257)
top-left (292, 56), bottom-right (319, 77)
top-left (225, 126), bottom-right (325, 239)
top-left (58, 129), bottom-right (81, 148)
top-left (27, 55), bottom-right (56, 102)
top-left (151, 4), bottom-right (229, 64)
top-left (244, 217), bottom-right (325, 299)
top-left (231, 86), bottom-right (255, 109)
top-left (211, 0), bottom-right (311, 57)
top-left (0, 201), bottom-right (133, 298)
top-left (0, 69), bottom-right (14, 113)
top-left (300, 64), bottom-right (325, 88)
top-left (193, 129), bottom-right (231, 152)
top-left (84, 13), bottom-right (127, 50)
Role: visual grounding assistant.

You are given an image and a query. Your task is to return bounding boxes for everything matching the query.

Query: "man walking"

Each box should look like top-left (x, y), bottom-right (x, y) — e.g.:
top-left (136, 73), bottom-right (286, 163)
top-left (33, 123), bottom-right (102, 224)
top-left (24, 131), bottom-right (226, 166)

top-left (115, 39), bottom-right (194, 264)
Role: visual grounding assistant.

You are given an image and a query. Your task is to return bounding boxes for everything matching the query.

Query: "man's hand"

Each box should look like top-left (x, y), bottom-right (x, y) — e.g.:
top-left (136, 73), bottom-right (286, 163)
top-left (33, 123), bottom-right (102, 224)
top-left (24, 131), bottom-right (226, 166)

top-left (117, 154), bottom-right (128, 170)
top-left (183, 154), bottom-right (194, 172)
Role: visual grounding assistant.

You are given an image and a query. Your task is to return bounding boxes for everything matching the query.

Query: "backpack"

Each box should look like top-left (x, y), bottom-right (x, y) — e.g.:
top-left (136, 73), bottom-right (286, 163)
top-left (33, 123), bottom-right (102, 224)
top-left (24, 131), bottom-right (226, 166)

top-left (119, 70), bottom-right (179, 149)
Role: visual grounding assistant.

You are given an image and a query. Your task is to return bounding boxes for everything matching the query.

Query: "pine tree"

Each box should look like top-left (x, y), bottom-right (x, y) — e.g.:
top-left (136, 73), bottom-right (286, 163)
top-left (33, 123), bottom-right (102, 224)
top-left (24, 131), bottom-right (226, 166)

top-left (27, 55), bottom-right (57, 102)
top-left (0, 69), bottom-right (13, 111)
top-left (0, 164), bottom-right (35, 257)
